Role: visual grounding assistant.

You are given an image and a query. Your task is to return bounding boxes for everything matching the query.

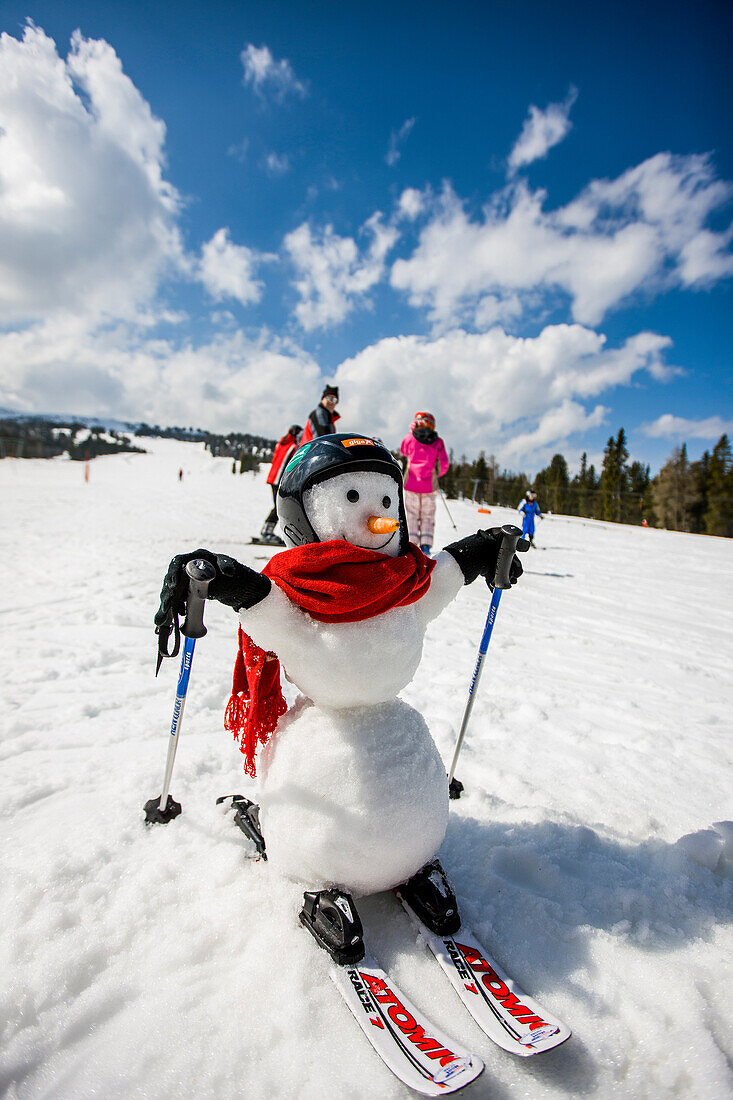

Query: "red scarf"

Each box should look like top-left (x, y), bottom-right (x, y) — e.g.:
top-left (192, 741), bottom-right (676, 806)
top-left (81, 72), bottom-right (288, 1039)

top-left (225, 541), bottom-right (434, 775)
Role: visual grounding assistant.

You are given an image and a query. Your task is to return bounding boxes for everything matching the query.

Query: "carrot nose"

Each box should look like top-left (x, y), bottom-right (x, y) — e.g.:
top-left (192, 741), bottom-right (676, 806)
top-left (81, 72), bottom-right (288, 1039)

top-left (367, 516), bottom-right (400, 534)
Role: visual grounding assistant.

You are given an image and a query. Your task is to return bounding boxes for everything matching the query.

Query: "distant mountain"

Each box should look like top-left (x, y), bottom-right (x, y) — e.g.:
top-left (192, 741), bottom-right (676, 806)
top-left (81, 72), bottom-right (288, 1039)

top-left (0, 408), bottom-right (139, 433)
top-left (0, 410), bottom-right (276, 462)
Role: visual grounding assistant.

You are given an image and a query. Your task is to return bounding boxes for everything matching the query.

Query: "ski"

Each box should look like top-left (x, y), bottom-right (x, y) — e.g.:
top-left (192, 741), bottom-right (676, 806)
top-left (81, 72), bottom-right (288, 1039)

top-left (399, 902), bottom-right (571, 1057)
top-left (330, 951), bottom-right (484, 1095)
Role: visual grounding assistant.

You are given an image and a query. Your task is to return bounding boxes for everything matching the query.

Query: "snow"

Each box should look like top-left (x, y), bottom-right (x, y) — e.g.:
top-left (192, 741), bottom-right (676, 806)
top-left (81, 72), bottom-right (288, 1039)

top-left (1, 438), bottom-right (732, 1099)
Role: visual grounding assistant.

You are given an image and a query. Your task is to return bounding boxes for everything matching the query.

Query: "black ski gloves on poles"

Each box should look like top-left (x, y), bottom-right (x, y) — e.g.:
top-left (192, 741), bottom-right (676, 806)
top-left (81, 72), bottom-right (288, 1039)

top-left (444, 528), bottom-right (529, 588)
top-left (155, 549), bottom-right (271, 657)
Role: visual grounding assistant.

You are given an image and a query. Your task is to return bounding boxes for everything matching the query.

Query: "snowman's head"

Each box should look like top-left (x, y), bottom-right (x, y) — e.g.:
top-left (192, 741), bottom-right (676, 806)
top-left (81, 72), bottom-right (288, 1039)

top-left (277, 434), bottom-right (408, 555)
top-left (303, 470), bottom-right (402, 556)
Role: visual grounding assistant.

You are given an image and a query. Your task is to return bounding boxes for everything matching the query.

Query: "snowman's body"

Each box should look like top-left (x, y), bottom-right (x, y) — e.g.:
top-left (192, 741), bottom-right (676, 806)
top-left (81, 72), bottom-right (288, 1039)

top-left (238, 465), bottom-right (465, 895)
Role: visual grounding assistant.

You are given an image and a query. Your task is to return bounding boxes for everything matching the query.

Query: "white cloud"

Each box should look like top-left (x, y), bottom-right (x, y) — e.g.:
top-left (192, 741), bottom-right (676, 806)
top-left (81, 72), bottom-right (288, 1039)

top-left (502, 400), bottom-right (607, 464)
top-left (333, 324), bottom-right (673, 467)
top-left (0, 23), bottom-right (185, 326)
top-left (386, 118), bottom-right (415, 166)
top-left (642, 414), bottom-right (733, 440)
top-left (263, 151), bottom-right (291, 175)
top-left (198, 229), bottom-right (269, 307)
top-left (508, 88), bottom-right (577, 173)
top-left (285, 213), bottom-right (399, 330)
top-left (473, 292), bottom-right (524, 328)
top-left (227, 138), bottom-right (249, 162)
top-left (0, 316), bottom-right (321, 434)
top-left (397, 188), bottom-right (427, 221)
top-left (240, 44), bottom-right (307, 101)
top-left (390, 151), bottom-right (733, 329)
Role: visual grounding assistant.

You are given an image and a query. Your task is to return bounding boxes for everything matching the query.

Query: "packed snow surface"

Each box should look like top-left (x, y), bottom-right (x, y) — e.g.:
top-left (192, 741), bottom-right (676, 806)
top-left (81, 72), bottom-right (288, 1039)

top-left (2, 438), bottom-right (732, 1100)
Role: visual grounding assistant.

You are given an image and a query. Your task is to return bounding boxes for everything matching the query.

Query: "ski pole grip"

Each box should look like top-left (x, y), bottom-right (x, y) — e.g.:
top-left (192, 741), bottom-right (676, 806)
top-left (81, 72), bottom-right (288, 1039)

top-left (182, 559), bottom-right (217, 639)
top-left (492, 524), bottom-right (523, 590)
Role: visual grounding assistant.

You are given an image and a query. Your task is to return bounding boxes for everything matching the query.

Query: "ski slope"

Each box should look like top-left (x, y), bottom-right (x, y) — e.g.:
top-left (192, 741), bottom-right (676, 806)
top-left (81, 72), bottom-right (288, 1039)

top-left (2, 438), bottom-right (732, 1100)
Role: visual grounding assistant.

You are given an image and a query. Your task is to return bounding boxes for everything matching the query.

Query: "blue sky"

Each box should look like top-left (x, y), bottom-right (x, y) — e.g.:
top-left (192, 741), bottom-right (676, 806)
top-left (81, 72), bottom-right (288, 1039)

top-left (0, 0), bottom-right (731, 474)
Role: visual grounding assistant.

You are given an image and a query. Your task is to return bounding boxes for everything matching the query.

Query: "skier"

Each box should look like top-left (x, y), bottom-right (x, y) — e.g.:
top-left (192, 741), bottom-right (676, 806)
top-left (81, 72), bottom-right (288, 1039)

top-left (299, 385), bottom-right (340, 444)
top-left (155, 433), bottom-right (527, 966)
top-left (255, 424), bottom-right (302, 546)
top-left (518, 489), bottom-right (542, 547)
top-left (400, 411), bottom-right (450, 556)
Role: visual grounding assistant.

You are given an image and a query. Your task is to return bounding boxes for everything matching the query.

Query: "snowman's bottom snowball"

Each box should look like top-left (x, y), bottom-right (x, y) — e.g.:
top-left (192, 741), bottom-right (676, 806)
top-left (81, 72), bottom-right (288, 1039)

top-left (258, 697), bottom-right (449, 896)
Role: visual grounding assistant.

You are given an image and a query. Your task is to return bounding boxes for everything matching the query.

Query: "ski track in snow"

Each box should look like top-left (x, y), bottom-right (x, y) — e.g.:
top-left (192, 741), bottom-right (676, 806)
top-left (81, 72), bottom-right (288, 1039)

top-left (1, 437), bottom-right (732, 1100)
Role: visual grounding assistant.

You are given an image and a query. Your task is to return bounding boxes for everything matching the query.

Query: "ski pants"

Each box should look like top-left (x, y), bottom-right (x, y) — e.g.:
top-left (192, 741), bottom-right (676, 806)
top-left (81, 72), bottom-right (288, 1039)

top-left (404, 490), bottom-right (436, 549)
top-left (262, 484), bottom-right (278, 533)
top-left (521, 514), bottom-right (535, 538)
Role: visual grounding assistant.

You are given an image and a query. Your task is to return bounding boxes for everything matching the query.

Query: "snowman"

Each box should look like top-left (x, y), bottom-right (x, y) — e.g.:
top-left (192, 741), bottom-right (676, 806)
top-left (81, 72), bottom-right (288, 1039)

top-left (155, 433), bottom-right (526, 964)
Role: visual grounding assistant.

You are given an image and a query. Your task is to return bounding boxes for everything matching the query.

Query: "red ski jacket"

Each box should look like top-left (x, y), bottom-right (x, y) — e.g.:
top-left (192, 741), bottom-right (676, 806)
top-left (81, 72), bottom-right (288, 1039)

top-left (266, 430), bottom-right (301, 486)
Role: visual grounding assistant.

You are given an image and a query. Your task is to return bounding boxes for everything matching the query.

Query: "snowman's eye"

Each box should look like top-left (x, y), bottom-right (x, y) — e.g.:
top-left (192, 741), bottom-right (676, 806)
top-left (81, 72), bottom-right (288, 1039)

top-left (382, 495), bottom-right (391, 509)
top-left (347, 489), bottom-right (360, 503)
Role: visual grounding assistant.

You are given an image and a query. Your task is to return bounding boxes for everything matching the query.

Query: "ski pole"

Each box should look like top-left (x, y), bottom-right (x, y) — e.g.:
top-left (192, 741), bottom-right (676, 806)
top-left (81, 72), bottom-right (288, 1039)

top-left (438, 484), bottom-right (457, 530)
top-left (144, 558), bottom-right (216, 824)
top-left (447, 525), bottom-right (522, 799)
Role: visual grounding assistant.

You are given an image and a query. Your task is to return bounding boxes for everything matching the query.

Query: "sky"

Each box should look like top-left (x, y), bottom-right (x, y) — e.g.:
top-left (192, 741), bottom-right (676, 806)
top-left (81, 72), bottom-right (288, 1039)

top-left (0, 0), bottom-right (731, 475)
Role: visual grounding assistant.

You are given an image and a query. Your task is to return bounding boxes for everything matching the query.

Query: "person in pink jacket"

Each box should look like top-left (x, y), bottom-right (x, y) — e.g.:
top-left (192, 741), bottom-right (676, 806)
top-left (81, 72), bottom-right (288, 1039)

top-left (399, 411), bottom-right (450, 556)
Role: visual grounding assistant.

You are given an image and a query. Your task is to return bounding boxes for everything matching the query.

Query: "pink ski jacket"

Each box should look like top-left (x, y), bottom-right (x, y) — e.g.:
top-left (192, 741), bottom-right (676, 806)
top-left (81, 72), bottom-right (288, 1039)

top-left (400, 433), bottom-right (450, 494)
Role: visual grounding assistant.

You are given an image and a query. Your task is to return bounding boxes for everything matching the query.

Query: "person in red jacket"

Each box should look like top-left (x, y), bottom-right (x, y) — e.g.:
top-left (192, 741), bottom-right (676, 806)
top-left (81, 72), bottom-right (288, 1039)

top-left (299, 385), bottom-right (340, 443)
top-left (257, 424), bottom-right (302, 545)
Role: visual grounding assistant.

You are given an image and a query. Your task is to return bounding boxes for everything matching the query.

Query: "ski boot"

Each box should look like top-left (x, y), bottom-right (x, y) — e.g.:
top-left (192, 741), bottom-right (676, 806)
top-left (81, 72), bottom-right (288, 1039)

top-left (256, 521), bottom-right (286, 547)
top-left (216, 795), bottom-right (267, 859)
top-left (397, 858), bottom-right (461, 935)
top-left (300, 888), bottom-right (365, 965)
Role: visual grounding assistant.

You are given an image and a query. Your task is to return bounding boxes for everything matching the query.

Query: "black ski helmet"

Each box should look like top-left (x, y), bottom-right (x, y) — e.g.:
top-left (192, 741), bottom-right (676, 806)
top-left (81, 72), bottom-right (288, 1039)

top-left (277, 433), bottom-right (408, 551)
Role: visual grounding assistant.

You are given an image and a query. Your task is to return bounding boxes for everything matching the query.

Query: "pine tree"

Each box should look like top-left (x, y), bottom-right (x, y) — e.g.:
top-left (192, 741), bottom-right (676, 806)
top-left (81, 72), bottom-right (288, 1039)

top-left (687, 450), bottom-right (711, 533)
top-left (600, 429), bottom-right (629, 522)
top-left (627, 460), bottom-right (651, 525)
top-left (704, 435), bottom-right (733, 537)
top-left (535, 453), bottom-right (569, 513)
top-left (571, 452), bottom-right (590, 517)
top-left (647, 446), bottom-right (695, 532)
top-left (471, 452), bottom-right (489, 502)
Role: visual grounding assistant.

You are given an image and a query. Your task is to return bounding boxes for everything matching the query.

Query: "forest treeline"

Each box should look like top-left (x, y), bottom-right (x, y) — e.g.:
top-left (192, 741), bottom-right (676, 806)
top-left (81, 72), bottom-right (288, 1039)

top-left (5, 415), bottom-right (731, 538)
top-left (1, 417), bottom-right (275, 466)
top-left (0, 417), bottom-right (145, 460)
top-left (443, 429), bottom-right (733, 538)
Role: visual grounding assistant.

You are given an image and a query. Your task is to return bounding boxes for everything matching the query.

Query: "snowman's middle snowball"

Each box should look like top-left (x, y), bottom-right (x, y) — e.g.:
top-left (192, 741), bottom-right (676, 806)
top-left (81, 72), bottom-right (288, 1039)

top-left (258, 696), bottom-right (450, 895)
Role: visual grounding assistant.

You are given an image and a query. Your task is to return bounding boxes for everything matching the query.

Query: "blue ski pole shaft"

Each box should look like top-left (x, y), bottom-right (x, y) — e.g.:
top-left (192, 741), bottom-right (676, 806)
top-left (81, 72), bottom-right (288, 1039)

top-left (158, 634), bottom-right (197, 809)
top-left (447, 587), bottom-right (503, 785)
top-left (447, 525), bottom-right (522, 788)
top-left (145, 558), bottom-right (216, 824)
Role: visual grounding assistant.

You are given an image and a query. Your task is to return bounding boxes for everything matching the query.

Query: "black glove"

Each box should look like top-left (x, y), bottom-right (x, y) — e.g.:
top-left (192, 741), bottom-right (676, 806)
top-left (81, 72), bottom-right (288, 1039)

top-left (154, 549), bottom-right (271, 661)
top-left (443, 528), bottom-right (529, 588)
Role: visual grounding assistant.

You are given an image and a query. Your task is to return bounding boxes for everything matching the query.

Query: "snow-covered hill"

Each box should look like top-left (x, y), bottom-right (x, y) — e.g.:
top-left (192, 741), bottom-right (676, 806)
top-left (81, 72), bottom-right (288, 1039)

top-left (2, 438), bottom-right (731, 1099)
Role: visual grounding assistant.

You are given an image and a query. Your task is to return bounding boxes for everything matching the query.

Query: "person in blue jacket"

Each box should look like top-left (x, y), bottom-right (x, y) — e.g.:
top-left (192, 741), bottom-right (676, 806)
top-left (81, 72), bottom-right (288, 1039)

top-left (518, 490), bottom-right (542, 546)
